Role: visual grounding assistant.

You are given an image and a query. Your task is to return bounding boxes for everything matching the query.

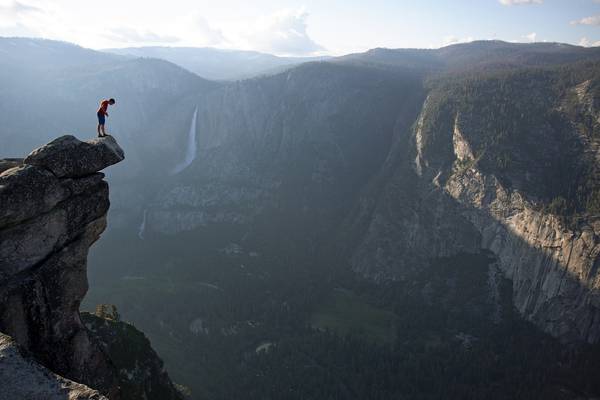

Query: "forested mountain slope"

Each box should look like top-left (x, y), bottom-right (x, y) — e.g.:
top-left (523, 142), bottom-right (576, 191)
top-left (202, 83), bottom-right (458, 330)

top-left (3, 38), bottom-right (600, 399)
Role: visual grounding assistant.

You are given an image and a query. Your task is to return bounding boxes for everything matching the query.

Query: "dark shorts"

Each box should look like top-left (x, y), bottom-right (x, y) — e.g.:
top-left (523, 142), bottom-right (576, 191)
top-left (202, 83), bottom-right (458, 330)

top-left (97, 112), bottom-right (105, 125)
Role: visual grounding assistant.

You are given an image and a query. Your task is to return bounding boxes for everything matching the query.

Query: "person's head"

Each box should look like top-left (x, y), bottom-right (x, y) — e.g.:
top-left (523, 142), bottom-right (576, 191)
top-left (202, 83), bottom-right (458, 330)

top-left (109, 98), bottom-right (116, 105)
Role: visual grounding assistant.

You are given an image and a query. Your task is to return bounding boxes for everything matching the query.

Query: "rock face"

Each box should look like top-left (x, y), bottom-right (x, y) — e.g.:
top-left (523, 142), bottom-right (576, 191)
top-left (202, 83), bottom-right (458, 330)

top-left (0, 135), bottom-right (181, 399)
top-left (0, 333), bottom-right (108, 400)
top-left (420, 74), bottom-right (600, 344)
top-left (348, 67), bottom-right (600, 343)
top-left (128, 63), bottom-right (425, 240)
top-left (0, 136), bottom-right (122, 398)
top-left (0, 158), bottom-right (22, 174)
top-left (445, 167), bottom-right (600, 343)
top-left (24, 135), bottom-right (125, 178)
top-left (0, 135), bottom-right (122, 397)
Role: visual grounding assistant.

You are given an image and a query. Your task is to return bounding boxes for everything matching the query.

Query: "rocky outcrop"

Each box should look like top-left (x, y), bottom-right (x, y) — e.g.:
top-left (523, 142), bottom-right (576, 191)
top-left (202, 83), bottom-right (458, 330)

top-left (0, 135), bottom-right (181, 398)
top-left (0, 135), bottom-right (123, 397)
top-left (24, 135), bottom-right (124, 178)
top-left (0, 332), bottom-right (108, 400)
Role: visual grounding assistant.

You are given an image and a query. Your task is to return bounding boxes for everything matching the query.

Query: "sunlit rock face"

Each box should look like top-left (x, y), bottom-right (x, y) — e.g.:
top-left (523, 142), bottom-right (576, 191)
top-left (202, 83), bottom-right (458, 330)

top-left (440, 115), bottom-right (600, 343)
top-left (445, 167), bottom-right (600, 343)
top-left (348, 69), bottom-right (600, 343)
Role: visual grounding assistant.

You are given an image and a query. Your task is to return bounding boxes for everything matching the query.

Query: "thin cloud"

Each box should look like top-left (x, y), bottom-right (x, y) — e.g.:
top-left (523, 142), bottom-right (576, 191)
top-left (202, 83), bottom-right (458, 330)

top-left (0, 1), bottom-right (46, 37)
top-left (188, 15), bottom-right (227, 46)
top-left (442, 35), bottom-right (474, 46)
top-left (579, 37), bottom-right (600, 47)
top-left (0, 0), bottom-right (42, 16)
top-left (524, 32), bottom-right (537, 42)
top-left (104, 27), bottom-right (180, 44)
top-left (245, 8), bottom-right (325, 56)
top-left (571, 15), bottom-right (600, 26)
top-left (499, 0), bottom-right (543, 5)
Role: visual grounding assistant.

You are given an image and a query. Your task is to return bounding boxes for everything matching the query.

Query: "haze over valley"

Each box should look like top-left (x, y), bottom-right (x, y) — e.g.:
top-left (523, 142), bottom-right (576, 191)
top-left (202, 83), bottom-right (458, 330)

top-left (2, 2), bottom-right (600, 398)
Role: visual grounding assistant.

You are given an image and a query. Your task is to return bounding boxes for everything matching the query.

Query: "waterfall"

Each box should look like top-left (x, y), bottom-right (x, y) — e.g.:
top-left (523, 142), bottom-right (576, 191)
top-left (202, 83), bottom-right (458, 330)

top-left (138, 209), bottom-right (147, 240)
top-left (171, 106), bottom-right (199, 175)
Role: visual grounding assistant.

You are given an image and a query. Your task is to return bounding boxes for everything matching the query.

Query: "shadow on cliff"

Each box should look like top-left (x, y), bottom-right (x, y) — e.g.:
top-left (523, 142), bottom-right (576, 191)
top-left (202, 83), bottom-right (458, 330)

top-left (337, 89), bottom-right (600, 344)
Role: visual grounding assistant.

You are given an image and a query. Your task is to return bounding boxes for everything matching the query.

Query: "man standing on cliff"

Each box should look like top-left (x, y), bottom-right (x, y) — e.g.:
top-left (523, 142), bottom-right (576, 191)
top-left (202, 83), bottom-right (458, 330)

top-left (97, 98), bottom-right (116, 137)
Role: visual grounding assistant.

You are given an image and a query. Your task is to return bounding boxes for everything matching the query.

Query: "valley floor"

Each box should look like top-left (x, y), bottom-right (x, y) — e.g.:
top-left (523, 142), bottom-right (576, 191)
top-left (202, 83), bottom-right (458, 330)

top-left (84, 228), bottom-right (600, 400)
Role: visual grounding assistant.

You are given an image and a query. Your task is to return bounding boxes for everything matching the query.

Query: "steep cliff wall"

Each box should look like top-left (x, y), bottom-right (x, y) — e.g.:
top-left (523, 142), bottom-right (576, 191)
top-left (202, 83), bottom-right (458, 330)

top-left (440, 110), bottom-right (600, 343)
top-left (416, 69), bottom-right (600, 343)
top-left (444, 163), bottom-right (600, 343)
top-left (0, 135), bottom-right (124, 397)
top-left (125, 63), bottom-right (425, 239)
top-left (347, 65), bottom-right (600, 343)
top-left (0, 135), bottom-right (183, 399)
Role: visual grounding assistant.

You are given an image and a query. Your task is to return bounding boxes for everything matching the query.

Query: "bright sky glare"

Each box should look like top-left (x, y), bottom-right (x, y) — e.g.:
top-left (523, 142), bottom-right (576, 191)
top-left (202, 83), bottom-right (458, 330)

top-left (0, 0), bottom-right (599, 55)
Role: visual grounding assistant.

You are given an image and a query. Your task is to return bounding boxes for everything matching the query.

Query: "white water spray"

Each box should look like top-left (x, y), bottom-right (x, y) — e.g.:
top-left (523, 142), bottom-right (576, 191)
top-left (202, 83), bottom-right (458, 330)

top-left (138, 209), bottom-right (147, 240)
top-left (171, 107), bottom-right (199, 175)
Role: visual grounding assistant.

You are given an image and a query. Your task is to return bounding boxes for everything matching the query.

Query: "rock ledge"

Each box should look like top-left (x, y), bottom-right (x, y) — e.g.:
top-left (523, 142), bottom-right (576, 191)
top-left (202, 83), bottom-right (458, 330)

top-left (24, 135), bottom-right (125, 178)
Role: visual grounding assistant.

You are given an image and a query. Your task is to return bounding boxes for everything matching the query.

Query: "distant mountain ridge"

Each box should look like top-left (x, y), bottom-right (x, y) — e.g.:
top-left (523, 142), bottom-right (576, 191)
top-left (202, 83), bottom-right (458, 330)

top-left (338, 40), bottom-right (600, 73)
top-left (104, 46), bottom-right (330, 80)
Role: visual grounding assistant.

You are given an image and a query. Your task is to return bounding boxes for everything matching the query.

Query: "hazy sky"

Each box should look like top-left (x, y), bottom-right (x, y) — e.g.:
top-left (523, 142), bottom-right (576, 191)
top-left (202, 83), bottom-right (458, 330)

top-left (1, 0), bottom-right (599, 55)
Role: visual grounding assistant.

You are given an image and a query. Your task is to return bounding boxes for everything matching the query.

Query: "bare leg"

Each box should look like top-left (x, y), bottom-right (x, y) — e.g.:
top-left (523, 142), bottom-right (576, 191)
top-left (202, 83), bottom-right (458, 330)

top-left (101, 125), bottom-right (107, 136)
top-left (97, 124), bottom-right (102, 137)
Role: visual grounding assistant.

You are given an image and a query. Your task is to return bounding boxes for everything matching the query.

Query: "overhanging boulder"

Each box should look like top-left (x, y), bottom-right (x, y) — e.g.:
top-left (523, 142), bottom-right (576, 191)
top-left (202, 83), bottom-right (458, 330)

top-left (24, 135), bottom-right (125, 178)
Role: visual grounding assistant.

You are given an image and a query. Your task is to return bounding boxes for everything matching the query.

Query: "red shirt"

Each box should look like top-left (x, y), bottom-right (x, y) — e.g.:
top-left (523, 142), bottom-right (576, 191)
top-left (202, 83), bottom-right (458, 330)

top-left (97, 100), bottom-right (110, 116)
